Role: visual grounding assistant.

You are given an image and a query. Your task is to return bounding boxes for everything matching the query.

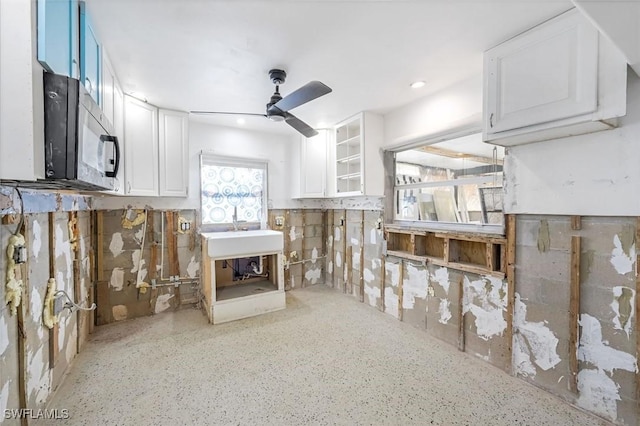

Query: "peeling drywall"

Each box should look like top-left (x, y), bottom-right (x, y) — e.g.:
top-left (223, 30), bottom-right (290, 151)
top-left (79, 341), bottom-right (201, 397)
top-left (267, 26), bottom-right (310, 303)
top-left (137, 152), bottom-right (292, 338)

top-left (26, 346), bottom-right (50, 406)
top-left (289, 226), bottom-right (297, 242)
top-left (577, 314), bottom-right (637, 421)
top-left (431, 267), bottom-right (450, 295)
top-left (462, 276), bottom-right (507, 340)
top-left (370, 228), bottom-right (377, 244)
top-left (334, 227), bottom-right (341, 242)
top-left (611, 286), bottom-right (635, 337)
top-left (335, 252), bottom-right (342, 268)
top-left (537, 220), bottom-right (550, 253)
top-left (364, 283), bottom-right (380, 306)
top-left (610, 234), bottom-right (635, 275)
top-left (305, 267), bottom-right (321, 284)
top-left (109, 233), bottom-right (124, 258)
top-left (384, 286), bottom-right (399, 318)
top-left (328, 261), bottom-right (333, 274)
top-left (512, 293), bottom-right (561, 376)
top-left (155, 294), bottom-right (174, 313)
top-left (402, 263), bottom-right (428, 309)
top-left (0, 314), bottom-right (9, 355)
top-left (311, 247), bottom-right (318, 264)
top-left (0, 381), bottom-right (9, 416)
top-left (32, 219), bottom-right (42, 260)
top-left (438, 298), bottom-right (452, 324)
top-left (109, 268), bottom-right (125, 291)
top-left (187, 256), bottom-right (200, 278)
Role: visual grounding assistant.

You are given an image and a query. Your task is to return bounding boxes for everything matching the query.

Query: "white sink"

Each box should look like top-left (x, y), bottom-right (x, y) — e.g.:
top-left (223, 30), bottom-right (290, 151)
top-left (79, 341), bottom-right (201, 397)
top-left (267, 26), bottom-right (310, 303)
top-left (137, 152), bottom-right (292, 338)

top-left (202, 229), bottom-right (284, 258)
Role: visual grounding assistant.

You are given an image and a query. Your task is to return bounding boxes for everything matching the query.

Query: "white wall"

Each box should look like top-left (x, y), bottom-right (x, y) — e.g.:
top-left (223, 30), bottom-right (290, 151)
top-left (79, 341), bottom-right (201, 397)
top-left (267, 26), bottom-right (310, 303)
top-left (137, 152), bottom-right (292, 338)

top-left (383, 74), bottom-right (482, 149)
top-left (93, 120), bottom-right (299, 212)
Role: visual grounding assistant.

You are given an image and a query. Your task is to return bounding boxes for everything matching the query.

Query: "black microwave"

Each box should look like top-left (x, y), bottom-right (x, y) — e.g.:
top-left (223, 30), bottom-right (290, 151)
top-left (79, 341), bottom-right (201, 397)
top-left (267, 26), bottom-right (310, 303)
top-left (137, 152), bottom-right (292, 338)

top-left (43, 72), bottom-right (120, 191)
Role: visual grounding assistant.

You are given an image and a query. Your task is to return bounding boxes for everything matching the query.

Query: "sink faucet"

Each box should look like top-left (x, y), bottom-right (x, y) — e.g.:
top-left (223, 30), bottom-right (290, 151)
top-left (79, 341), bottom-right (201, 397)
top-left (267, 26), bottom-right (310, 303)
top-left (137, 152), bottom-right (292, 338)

top-left (232, 206), bottom-right (245, 231)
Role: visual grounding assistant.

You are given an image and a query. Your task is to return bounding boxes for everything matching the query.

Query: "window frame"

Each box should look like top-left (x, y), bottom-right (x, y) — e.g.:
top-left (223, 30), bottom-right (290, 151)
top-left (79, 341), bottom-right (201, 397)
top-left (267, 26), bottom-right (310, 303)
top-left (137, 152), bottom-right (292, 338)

top-left (385, 126), bottom-right (505, 235)
top-left (199, 152), bottom-right (269, 232)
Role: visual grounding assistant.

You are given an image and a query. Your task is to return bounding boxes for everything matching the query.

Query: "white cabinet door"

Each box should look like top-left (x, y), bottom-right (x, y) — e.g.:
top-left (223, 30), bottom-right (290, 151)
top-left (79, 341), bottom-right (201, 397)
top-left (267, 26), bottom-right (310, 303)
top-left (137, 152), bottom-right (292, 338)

top-left (158, 109), bottom-right (189, 197)
top-left (485, 9), bottom-right (598, 135)
top-left (111, 81), bottom-right (125, 194)
top-left (124, 96), bottom-right (159, 196)
top-left (300, 131), bottom-right (327, 198)
top-left (101, 51), bottom-right (115, 124)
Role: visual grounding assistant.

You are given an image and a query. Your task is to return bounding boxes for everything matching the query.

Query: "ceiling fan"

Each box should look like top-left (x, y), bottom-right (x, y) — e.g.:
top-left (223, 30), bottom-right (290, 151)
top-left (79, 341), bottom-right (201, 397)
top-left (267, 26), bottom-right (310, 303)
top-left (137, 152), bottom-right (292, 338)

top-left (190, 69), bottom-right (332, 138)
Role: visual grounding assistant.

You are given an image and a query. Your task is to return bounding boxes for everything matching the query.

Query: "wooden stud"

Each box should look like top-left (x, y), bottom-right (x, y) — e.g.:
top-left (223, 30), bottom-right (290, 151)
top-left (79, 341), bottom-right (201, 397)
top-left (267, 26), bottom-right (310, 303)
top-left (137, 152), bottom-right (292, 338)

top-left (380, 254), bottom-right (386, 312)
top-left (569, 235), bottom-right (581, 393)
top-left (505, 214), bottom-right (517, 374)
top-left (328, 210), bottom-right (334, 288)
top-left (636, 217), bottom-right (640, 407)
top-left (48, 212), bottom-right (59, 368)
top-left (458, 275), bottom-right (465, 352)
top-left (322, 209), bottom-right (328, 286)
top-left (485, 242), bottom-right (493, 270)
top-left (571, 215), bottom-right (582, 231)
top-left (14, 218), bottom-right (28, 426)
top-left (1, 214), bottom-right (20, 225)
top-left (96, 211), bottom-right (104, 282)
top-left (346, 245), bottom-right (353, 295)
top-left (148, 212), bottom-right (157, 280)
top-left (166, 211), bottom-right (181, 308)
top-left (342, 209), bottom-right (347, 293)
top-left (359, 210), bottom-right (365, 303)
top-left (397, 259), bottom-right (404, 322)
top-left (302, 210), bottom-right (307, 288)
top-left (443, 238), bottom-right (450, 263)
top-left (284, 210), bottom-right (291, 290)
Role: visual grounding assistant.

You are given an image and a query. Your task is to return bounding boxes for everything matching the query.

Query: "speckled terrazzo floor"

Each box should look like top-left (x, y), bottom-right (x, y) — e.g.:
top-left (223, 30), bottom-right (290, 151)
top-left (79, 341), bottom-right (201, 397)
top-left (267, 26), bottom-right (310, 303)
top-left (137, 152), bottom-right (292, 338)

top-left (42, 285), bottom-right (607, 426)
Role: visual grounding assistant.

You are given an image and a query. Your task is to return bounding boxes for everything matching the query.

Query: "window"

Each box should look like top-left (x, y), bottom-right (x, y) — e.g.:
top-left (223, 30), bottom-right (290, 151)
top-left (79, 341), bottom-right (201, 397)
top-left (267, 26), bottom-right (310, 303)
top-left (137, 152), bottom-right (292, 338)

top-left (391, 131), bottom-right (505, 233)
top-left (200, 153), bottom-right (268, 230)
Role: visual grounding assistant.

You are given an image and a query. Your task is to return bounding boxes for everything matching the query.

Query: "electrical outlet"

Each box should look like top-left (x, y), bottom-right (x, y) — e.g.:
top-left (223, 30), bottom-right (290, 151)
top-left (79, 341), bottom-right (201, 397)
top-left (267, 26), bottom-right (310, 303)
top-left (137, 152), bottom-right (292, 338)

top-left (339, 218), bottom-right (345, 226)
top-left (275, 216), bottom-right (285, 228)
top-left (178, 216), bottom-right (191, 233)
top-left (53, 297), bottom-right (65, 315)
top-left (13, 245), bottom-right (27, 264)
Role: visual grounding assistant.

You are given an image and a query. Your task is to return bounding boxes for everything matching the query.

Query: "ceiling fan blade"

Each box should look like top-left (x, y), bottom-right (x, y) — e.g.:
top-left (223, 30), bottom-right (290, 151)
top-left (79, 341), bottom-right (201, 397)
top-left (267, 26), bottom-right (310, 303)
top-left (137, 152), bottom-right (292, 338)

top-left (270, 81), bottom-right (332, 112)
top-left (189, 111), bottom-right (267, 118)
top-left (285, 113), bottom-right (318, 138)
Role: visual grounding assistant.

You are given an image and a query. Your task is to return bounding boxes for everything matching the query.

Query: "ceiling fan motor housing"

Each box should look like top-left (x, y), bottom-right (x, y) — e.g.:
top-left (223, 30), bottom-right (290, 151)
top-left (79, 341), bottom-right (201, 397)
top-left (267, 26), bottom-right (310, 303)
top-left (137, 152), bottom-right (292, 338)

top-left (269, 69), bottom-right (287, 85)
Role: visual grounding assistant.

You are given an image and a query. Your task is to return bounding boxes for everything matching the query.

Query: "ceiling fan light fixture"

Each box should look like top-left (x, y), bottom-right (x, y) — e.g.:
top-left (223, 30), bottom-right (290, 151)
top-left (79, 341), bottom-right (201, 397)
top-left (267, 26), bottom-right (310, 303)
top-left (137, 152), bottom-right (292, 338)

top-left (410, 80), bottom-right (426, 89)
top-left (268, 114), bottom-right (285, 122)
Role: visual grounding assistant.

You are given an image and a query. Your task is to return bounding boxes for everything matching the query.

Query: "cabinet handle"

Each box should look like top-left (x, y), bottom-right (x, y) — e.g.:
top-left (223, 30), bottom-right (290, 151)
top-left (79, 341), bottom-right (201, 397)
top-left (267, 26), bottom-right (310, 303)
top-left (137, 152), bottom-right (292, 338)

top-left (489, 113), bottom-right (494, 128)
top-left (85, 77), bottom-right (93, 94)
top-left (127, 182), bottom-right (131, 194)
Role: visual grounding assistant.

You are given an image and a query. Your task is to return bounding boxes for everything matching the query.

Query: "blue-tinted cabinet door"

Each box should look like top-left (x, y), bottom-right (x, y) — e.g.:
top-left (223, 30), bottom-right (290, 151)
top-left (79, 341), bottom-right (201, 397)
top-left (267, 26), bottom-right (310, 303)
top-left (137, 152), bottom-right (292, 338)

top-left (79, 1), bottom-right (101, 105)
top-left (37, 0), bottom-right (79, 78)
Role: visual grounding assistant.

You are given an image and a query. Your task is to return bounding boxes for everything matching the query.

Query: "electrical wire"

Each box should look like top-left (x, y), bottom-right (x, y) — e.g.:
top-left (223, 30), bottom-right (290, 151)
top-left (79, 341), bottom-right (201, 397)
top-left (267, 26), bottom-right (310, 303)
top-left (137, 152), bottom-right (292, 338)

top-left (12, 187), bottom-right (24, 236)
top-left (54, 289), bottom-right (96, 312)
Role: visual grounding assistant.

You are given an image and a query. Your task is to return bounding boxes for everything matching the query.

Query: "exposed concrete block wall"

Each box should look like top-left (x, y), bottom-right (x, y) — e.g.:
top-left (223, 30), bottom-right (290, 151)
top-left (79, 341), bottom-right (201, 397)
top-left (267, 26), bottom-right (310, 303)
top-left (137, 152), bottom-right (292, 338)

top-left (515, 215), bottom-right (638, 425)
top-left (1, 196), bottom-right (93, 421)
top-left (96, 209), bottom-right (200, 325)
top-left (268, 209), bottom-right (325, 290)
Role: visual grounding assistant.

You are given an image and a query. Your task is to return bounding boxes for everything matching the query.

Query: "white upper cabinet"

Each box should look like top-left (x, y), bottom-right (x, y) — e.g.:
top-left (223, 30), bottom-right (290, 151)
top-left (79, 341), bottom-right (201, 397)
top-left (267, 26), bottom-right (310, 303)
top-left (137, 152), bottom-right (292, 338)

top-left (483, 8), bottom-right (627, 146)
top-left (331, 112), bottom-right (384, 197)
top-left (158, 109), bottom-right (189, 197)
top-left (298, 130), bottom-right (327, 198)
top-left (124, 96), bottom-right (159, 196)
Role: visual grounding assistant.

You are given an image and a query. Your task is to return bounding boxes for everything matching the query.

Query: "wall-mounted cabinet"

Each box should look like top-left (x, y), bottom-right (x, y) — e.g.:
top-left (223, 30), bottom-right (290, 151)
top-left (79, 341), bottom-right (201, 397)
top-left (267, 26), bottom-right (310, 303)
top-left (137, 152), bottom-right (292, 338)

top-left (102, 50), bottom-right (125, 194)
top-left (37, 0), bottom-right (79, 78)
top-left (294, 130), bottom-right (328, 198)
top-left (79, 1), bottom-right (101, 105)
top-left (483, 8), bottom-right (627, 146)
top-left (123, 96), bottom-right (189, 197)
top-left (331, 112), bottom-right (384, 196)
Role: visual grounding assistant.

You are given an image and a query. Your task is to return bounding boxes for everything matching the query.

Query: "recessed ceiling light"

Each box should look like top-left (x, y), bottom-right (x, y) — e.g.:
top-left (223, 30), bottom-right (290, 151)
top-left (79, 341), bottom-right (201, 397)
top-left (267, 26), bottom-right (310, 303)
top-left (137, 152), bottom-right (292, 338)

top-left (410, 81), bottom-right (426, 89)
top-left (237, 118), bottom-right (246, 125)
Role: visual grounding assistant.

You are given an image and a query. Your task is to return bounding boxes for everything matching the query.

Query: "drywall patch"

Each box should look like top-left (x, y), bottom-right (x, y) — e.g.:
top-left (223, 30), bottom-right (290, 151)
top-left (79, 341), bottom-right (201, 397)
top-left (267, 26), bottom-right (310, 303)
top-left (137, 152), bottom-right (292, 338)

top-left (363, 268), bottom-right (375, 283)
top-left (0, 315), bottom-right (9, 356)
top-left (351, 237), bottom-right (359, 246)
top-left (65, 325), bottom-right (77, 364)
top-left (336, 252), bottom-right (342, 268)
top-left (513, 334), bottom-right (537, 377)
top-left (131, 250), bottom-right (142, 273)
top-left (462, 276), bottom-right (507, 340)
top-left (311, 247), bottom-right (318, 264)
top-left (187, 256), bottom-right (200, 278)
top-left (328, 261), bottom-right (333, 274)
top-left (581, 249), bottom-right (595, 282)
top-left (370, 228), bottom-right (377, 244)
top-left (328, 235), bottom-right (333, 249)
top-left (289, 226), bottom-right (297, 242)
top-left (537, 220), bottom-right (550, 253)
top-left (578, 313), bottom-right (636, 374)
top-left (387, 261), bottom-right (400, 288)
top-left (384, 286), bottom-right (399, 319)
top-left (611, 286), bottom-right (635, 337)
top-left (30, 286), bottom-right (44, 336)
top-left (55, 223), bottom-right (73, 284)
top-left (27, 345), bottom-right (51, 405)
top-left (32, 219), bottom-right (42, 260)
top-left (109, 268), bottom-right (125, 291)
top-left (133, 227), bottom-right (144, 245)
top-left (112, 305), bottom-right (128, 321)
top-left (334, 227), bottom-right (341, 242)
top-left (431, 267), bottom-right (450, 295)
top-left (305, 267), bottom-right (322, 284)
top-left (109, 233), bottom-right (124, 258)
top-left (155, 294), bottom-right (174, 313)
top-left (577, 369), bottom-right (619, 421)
top-left (438, 298), bottom-right (452, 324)
top-left (402, 263), bottom-right (428, 309)
top-left (0, 381), bottom-right (9, 416)
top-left (364, 283), bottom-right (380, 306)
top-left (512, 293), bottom-right (561, 374)
top-left (610, 234), bottom-right (635, 275)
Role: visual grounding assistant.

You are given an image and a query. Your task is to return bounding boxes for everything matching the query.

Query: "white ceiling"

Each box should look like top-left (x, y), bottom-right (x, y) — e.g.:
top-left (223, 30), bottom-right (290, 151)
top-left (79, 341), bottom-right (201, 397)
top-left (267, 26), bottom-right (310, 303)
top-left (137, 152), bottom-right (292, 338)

top-left (87, 0), bottom-right (573, 137)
